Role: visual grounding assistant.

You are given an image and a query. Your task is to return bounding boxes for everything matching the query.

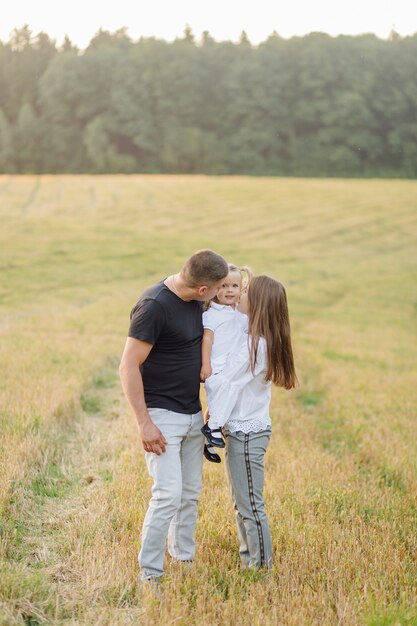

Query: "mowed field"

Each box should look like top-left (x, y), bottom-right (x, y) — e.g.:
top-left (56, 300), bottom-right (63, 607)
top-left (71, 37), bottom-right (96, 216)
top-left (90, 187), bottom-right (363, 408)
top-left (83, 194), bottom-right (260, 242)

top-left (0, 175), bottom-right (416, 626)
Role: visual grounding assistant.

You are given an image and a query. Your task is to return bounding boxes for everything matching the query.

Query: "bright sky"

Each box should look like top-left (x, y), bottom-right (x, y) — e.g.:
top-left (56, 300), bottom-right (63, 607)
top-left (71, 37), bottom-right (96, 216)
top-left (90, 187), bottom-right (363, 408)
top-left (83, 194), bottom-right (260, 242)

top-left (1, 0), bottom-right (416, 48)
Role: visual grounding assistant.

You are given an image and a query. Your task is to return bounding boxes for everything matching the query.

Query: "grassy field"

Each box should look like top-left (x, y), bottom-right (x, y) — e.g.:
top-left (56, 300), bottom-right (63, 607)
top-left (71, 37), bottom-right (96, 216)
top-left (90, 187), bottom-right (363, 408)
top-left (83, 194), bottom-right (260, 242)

top-left (0, 175), bottom-right (416, 626)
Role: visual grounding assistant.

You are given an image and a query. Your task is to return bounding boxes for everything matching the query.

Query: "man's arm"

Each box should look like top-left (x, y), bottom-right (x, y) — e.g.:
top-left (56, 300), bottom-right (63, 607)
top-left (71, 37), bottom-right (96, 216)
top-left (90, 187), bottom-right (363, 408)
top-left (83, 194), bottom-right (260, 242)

top-left (119, 337), bottom-right (167, 455)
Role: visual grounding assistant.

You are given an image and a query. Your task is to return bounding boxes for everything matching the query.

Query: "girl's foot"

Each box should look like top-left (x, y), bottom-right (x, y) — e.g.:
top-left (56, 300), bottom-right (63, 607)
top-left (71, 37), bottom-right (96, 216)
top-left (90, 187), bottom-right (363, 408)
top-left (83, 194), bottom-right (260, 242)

top-left (201, 423), bottom-right (225, 448)
top-left (203, 444), bottom-right (221, 463)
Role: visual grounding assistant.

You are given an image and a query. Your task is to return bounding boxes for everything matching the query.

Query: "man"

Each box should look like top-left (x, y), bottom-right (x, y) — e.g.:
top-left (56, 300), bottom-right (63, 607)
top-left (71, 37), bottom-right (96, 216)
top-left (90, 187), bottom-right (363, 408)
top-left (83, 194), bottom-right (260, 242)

top-left (119, 249), bottom-right (228, 582)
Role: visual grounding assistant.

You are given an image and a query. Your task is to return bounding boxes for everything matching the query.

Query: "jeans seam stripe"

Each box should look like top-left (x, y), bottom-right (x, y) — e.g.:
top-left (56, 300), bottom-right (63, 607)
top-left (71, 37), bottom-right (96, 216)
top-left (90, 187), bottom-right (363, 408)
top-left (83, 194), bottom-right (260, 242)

top-left (244, 433), bottom-right (265, 567)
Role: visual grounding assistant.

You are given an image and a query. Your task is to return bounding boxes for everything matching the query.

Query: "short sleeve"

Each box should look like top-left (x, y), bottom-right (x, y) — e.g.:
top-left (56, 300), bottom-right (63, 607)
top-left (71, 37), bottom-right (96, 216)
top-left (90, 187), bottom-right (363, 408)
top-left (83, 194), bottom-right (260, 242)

top-left (202, 307), bottom-right (219, 332)
top-left (128, 298), bottom-right (166, 345)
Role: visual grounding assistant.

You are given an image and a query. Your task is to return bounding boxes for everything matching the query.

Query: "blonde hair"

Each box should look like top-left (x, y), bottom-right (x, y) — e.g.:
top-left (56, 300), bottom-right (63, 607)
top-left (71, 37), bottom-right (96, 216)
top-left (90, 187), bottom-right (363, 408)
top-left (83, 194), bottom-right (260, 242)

top-left (204, 263), bottom-right (253, 309)
top-left (228, 264), bottom-right (253, 293)
top-left (247, 275), bottom-right (298, 389)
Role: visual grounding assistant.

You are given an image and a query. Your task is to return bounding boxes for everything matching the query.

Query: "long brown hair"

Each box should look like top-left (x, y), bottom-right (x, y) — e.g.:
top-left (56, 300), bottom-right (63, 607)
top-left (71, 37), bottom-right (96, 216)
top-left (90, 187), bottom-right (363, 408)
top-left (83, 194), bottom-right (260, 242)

top-left (247, 276), bottom-right (298, 389)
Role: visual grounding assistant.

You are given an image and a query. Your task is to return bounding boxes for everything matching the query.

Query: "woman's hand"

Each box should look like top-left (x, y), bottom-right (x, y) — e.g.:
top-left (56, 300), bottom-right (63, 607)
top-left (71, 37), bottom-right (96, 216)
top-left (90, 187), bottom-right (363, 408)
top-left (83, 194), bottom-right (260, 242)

top-left (203, 407), bottom-right (210, 424)
top-left (200, 364), bottom-right (212, 381)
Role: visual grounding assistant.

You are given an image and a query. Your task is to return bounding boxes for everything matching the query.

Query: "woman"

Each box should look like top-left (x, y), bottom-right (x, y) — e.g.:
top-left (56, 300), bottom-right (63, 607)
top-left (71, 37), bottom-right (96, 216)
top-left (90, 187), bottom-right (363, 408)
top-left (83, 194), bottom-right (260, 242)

top-left (206, 275), bottom-right (298, 569)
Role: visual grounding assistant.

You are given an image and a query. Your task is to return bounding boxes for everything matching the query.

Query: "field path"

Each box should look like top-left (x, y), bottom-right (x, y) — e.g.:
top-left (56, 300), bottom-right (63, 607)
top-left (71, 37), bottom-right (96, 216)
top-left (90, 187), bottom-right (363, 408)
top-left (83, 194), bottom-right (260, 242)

top-left (2, 365), bottom-right (156, 625)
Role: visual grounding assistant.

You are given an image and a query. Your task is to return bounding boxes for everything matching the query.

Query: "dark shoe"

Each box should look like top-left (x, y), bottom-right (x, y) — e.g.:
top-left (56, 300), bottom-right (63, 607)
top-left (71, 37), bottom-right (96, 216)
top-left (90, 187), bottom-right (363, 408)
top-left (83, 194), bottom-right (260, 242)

top-left (201, 422), bottom-right (225, 448)
top-left (203, 444), bottom-right (221, 463)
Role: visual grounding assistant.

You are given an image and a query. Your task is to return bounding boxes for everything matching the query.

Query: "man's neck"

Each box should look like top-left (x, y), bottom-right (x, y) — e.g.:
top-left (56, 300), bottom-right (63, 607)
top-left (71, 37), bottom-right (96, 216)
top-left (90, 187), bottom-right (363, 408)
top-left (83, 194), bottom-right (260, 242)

top-left (165, 273), bottom-right (194, 301)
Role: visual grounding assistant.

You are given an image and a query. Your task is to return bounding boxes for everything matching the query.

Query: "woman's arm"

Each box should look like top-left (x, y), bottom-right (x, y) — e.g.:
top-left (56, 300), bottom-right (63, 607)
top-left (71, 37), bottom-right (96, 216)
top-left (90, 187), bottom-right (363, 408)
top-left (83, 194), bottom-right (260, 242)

top-left (207, 337), bottom-right (267, 427)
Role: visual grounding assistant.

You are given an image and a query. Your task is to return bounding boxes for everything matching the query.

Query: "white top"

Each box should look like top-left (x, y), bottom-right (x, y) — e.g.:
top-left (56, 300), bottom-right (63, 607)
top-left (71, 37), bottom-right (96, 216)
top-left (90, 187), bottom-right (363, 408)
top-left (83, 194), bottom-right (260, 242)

top-left (202, 302), bottom-right (247, 374)
top-left (205, 333), bottom-right (272, 433)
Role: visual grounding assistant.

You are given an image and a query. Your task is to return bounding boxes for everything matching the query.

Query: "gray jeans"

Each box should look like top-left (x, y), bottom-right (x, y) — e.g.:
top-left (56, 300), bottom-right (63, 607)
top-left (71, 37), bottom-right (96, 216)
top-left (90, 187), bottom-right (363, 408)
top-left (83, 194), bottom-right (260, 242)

top-left (139, 408), bottom-right (204, 579)
top-left (225, 429), bottom-right (273, 569)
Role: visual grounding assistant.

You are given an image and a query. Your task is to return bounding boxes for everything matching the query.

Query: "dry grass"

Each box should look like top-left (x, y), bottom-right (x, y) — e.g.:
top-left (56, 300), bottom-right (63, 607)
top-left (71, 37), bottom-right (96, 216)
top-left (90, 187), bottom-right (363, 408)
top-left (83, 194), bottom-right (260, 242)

top-left (0, 175), bottom-right (416, 625)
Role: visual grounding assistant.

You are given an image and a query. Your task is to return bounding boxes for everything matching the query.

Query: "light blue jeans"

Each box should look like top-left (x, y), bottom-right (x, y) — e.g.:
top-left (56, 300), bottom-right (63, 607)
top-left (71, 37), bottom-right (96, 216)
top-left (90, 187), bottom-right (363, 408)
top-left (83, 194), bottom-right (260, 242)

top-left (225, 429), bottom-right (273, 569)
top-left (139, 408), bottom-right (204, 579)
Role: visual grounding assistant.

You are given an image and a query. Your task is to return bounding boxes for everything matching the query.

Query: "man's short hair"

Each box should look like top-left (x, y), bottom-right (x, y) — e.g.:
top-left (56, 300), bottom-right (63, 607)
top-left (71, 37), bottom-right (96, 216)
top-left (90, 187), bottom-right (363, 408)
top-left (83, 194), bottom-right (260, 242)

top-left (181, 250), bottom-right (228, 287)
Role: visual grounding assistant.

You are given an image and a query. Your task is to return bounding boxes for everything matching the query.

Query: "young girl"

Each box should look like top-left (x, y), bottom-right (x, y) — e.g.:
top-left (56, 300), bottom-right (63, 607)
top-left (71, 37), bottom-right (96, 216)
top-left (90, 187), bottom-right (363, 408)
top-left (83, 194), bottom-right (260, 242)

top-left (203, 276), bottom-right (298, 568)
top-left (200, 264), bottom-right (252, 463)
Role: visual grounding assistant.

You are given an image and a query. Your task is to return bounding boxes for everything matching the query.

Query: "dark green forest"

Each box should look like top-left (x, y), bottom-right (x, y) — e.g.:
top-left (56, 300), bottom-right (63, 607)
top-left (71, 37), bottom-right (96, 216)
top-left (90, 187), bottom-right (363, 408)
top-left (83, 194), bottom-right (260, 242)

top-left (0, 26), bottom-right (416, 177)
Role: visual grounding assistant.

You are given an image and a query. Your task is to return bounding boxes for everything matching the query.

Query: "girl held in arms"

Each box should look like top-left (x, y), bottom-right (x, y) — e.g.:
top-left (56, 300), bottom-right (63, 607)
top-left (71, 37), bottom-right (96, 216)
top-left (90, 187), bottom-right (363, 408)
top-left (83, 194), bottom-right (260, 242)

top-left (200, 264), bottom-right (252, 463)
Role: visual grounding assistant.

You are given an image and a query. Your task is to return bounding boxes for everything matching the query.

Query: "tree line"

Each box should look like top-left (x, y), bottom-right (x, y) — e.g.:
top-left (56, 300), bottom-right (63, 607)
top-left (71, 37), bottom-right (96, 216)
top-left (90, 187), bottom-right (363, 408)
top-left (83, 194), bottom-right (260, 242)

top-left (0, 25), bottom-right (416, 177)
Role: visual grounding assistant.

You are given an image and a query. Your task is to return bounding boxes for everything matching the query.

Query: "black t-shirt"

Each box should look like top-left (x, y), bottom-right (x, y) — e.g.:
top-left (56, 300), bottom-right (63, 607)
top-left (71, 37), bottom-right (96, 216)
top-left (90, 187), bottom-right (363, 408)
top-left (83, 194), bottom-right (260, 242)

top-left (128, 281), bottom-right (203, 414)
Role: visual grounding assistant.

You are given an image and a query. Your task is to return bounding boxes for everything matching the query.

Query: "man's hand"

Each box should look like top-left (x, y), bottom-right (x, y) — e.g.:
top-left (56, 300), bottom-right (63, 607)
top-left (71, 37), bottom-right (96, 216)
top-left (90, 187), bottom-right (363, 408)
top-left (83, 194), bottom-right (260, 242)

top-left (200, 364), bottom-right (212, 381)
top-left (119, 337), bottom-right (168, 455)
top-left (140, 420), bottom-right (168, 455)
